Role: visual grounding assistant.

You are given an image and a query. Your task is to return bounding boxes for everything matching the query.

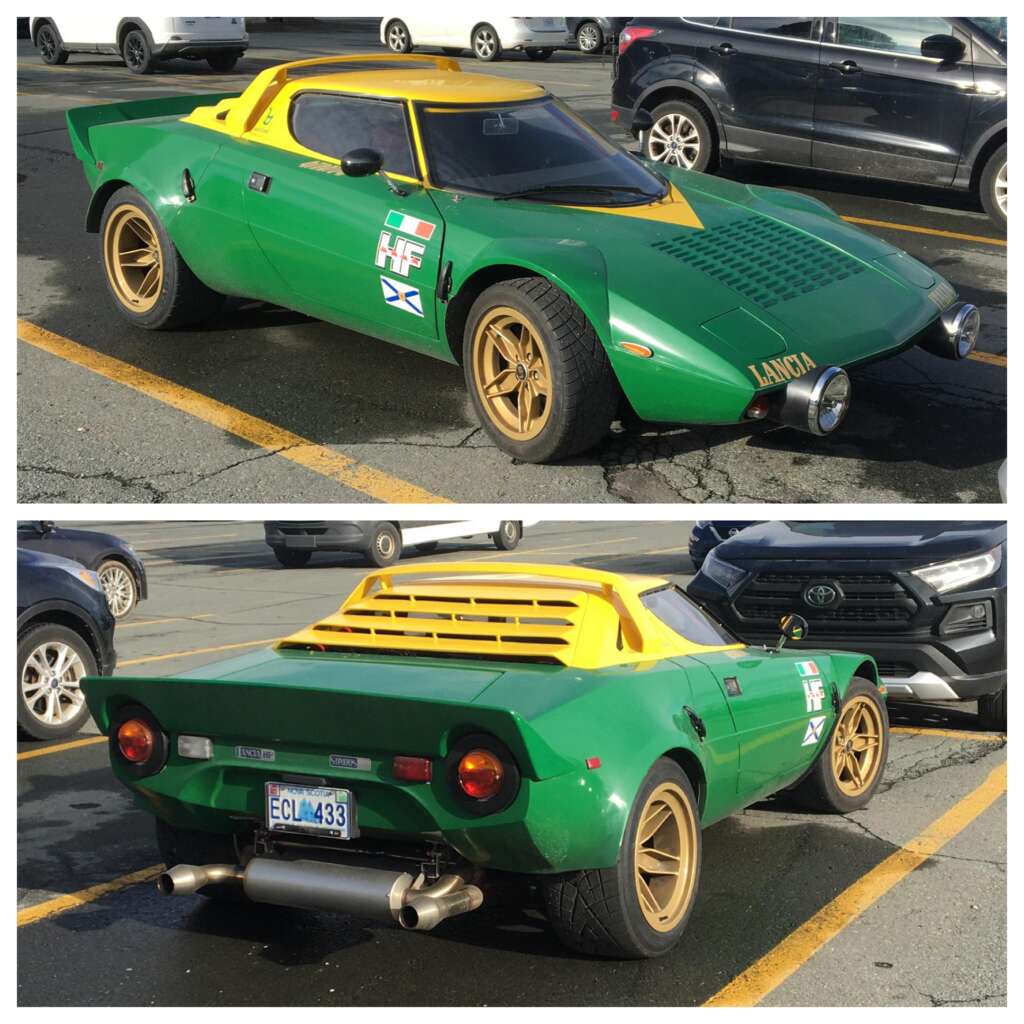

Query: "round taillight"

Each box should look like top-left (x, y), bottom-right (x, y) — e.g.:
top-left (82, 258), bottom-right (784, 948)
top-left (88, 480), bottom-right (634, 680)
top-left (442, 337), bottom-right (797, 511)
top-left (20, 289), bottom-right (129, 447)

top-left (457, 749), bottom-right (503, 800)
top-left (117, 718), bottom-right (154, 764)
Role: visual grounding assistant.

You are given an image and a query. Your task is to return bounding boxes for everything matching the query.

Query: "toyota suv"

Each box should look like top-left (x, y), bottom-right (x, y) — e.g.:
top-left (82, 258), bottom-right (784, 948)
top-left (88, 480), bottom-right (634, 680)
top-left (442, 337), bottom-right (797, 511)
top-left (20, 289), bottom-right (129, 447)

top-left (612, 17), bottom-right (1007, 225)
top-left (687, 521), bottom-right (1007, 730)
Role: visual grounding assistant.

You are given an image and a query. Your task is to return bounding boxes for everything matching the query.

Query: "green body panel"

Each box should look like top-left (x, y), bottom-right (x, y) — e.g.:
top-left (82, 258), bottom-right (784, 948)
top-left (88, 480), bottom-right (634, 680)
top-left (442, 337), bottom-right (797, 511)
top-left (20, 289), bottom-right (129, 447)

top-left (81, 643), bottom-right (879, 874)
top-left (69, 96), bottom-right (951, 425)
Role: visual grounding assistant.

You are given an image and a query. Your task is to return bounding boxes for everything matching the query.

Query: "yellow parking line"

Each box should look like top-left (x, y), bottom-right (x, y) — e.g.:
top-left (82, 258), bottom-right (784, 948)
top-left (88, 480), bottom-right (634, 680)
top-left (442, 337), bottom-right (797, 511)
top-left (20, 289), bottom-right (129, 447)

top-left (704, 760), bottom-right (1006, 1006)
top-left (17, 864), bottom-right (164, 927)
top-left (968, 350), bottom-right (1007, 368)
top-left (119, 637), bottom-right (281, 667)
top-left (117, 613), bottom-right (216, 630)
top-left (890, 726), bottom-right (1005, 743)
top-left (17, 320), bottom-right (448, 504)
top-left (841, 215), bottom-right (1007, 248)
top-left (17, 735), bottom-right (106, 761)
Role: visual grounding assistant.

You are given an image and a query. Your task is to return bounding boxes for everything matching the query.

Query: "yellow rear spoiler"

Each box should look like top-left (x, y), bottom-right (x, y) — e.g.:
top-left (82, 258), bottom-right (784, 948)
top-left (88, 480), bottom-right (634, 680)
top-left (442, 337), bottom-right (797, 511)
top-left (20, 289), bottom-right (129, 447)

top-left (344, 562), bottom-right (651, 653)
top-left (224, 53), bottom-right (461, 135)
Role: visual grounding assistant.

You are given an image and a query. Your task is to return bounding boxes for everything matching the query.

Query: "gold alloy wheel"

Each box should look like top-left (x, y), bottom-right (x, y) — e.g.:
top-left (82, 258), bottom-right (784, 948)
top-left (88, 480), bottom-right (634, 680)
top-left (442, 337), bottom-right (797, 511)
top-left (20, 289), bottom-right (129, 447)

top-left (471, 307), bottom-right (552, 441)
top-left (832, 695), bottom-right (884, 797)
top-left (103, 203), bottom-right (163, 313)
top-left (633, 781), bottom-right (699, 932)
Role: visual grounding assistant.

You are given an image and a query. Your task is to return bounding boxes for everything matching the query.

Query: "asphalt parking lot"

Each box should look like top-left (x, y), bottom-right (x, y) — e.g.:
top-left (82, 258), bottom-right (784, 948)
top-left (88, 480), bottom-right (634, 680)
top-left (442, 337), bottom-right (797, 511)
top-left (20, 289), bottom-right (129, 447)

top-left (17, 520), bottom-right (1006, 1006)
top-left (17, 21), bottom-right (1006, 503)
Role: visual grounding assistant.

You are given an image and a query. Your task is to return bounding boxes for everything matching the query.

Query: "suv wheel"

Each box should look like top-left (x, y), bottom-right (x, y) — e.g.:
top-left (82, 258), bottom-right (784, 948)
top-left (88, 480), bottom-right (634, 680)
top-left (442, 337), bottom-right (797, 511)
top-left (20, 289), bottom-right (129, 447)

top-left (385, 20), bottom-right (412, 53)
top-left (644, 100), bottom-right (715, 173)
top-left (122, 28), bottom-right (155, 74)
top-left (576, 21), bottom-right (603, 53)
top-left (17, 623), bottom-right (96, 740)
top-left (37, 23), bottom-right (68, 65)
top-left (472, 24), bottom-right (501, 61)
top-left (978, 688), bottom-right (1006, 731)
top-left (97, 560), bottom-right (138, 618)
top-left (979, 144), bottom-right (1006, 228)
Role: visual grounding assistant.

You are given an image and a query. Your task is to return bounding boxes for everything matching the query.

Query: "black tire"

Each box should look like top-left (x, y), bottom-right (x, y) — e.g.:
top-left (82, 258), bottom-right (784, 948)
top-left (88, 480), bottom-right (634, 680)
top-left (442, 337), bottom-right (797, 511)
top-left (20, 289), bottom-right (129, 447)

top-left (979, 143), bottom-right (1007, 228)
top-left (97, 559), bottom-right (139, 619)
top-left (491, 521), bottom-right (522, 550)
top-left (525, 47), bottom-right (554, 61)
top-left (273, 548), bottom-right (312, 568)
top-left (644, 100), bottom-right (716, 174)
top-left (17, 623), bottom-right (96, 740)
top-left (36, 23), bottom-right (68, 65)
top-left (385, 19), bottom-right (413, 53)
top-left (442, 47), bottom-right (463, 56)
top-left (463, 277), bottom-right (619, 463)
top-left (207, 52), bottom-right (240, 72)
top-left (99, 186), bottom-right (224, 329)
top-left (576, 21), bottom-right (604, 53)
top-left (155, 819), bottom-right (247, 901)
top-left (472, 24), bottom-right (502, 61)
top-left (365, 524), bottom-right (402, 567)
top-left (542, 758), bottom-right (701, 958)
top-left (978, 688), bottom-right (1006, 731)
top-left (415, 541), bottom-right (440, 554)
top-left (789, 677), bottom-right (889, 813)
top-left (122, 28), bottom-right (156, 74)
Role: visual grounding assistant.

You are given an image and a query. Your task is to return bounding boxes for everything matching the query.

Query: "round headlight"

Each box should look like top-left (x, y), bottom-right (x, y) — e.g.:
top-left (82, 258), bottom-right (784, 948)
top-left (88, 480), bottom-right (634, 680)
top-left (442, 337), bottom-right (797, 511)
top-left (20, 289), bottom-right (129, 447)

top-left (940, 302), bottom-right (980, 359)
top-left (809, 367), bottom-right (851, 435)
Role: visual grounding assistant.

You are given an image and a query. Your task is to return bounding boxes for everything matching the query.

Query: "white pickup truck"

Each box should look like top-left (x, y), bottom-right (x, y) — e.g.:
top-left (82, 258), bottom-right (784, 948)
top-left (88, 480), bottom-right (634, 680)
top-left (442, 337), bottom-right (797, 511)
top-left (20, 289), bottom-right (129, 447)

top-left (30, 17), bottom-right (248, 74)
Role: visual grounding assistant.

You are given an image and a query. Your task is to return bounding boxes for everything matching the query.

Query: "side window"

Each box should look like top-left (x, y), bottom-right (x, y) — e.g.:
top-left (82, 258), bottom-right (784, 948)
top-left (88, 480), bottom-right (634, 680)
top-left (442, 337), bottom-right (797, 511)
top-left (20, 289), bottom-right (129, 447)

top-left (730, 17), bottom-right (816, 40)
top-left (290, 93), bottom-right (417, 178)
top-left (836, 17), bottom-right (953, 55)
top-left (641, 587), bottom-right (738, 647)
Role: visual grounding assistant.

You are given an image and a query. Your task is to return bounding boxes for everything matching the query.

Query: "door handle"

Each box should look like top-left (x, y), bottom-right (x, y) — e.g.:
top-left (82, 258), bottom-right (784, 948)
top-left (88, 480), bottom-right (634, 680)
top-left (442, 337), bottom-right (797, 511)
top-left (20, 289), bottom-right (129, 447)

top-left (709, 42), bottom-right (735, 55)
top-left (828, 59), bottom-right (861, 75)
top-left (247, 171), bottom-right (272, 194)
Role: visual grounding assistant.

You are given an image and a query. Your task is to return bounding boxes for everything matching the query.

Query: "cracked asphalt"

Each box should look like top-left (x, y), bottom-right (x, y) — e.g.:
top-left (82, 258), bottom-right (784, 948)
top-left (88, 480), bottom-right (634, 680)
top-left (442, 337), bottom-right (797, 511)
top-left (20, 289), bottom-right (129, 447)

top-left (17, 521), bottom-right (1006, 1006)
top-left (17, 20), bottom-right (1006, 502)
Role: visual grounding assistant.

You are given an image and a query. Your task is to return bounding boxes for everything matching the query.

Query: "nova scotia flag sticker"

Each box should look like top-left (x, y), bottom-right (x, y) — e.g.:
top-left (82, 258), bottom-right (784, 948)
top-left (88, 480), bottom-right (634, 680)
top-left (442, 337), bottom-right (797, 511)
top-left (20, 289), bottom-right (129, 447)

top-left (380, 275), bottom-right (423, 317)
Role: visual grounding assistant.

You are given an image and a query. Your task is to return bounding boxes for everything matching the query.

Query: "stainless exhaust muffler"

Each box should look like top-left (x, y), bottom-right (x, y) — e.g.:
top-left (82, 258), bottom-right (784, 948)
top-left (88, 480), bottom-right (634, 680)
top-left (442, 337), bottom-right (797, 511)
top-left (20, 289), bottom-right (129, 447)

top-left (157, 858), bottom-right (482, 930)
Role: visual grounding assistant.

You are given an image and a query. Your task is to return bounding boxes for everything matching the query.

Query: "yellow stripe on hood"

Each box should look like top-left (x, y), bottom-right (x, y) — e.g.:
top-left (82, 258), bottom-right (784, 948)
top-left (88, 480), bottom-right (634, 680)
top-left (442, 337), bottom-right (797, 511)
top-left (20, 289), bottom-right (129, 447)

top-left (567, 183), bottom-right (704, 230)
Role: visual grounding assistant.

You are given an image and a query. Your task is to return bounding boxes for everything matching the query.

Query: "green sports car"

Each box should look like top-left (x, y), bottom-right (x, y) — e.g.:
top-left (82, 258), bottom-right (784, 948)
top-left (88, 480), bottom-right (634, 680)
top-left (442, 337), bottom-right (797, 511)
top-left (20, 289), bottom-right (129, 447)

top-left (81, 562), bottom-right (890, 959)
top-left (67, 54), bottom-right (979, 464)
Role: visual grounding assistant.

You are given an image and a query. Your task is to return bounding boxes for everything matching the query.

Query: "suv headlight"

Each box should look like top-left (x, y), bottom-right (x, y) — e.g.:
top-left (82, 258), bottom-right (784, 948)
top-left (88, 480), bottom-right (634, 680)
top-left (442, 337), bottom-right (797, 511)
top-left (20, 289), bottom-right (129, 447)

top-left (910, 546), bottom-right (1002, 594)
top-left (702, 550), bottom-right (747, 594)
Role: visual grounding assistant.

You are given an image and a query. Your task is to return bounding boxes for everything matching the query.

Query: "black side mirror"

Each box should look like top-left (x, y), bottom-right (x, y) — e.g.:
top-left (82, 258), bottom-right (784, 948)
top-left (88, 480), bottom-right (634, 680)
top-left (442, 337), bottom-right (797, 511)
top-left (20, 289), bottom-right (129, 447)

top-left (921, 34), bottom-right (964, 63)
top-left (39, 520), bottom-right (56, 535)
top-left (776, 613), bottom-right (808, 651)
top-left (631, 109), bottom-right (654, 137)
top-left (340, 148), bottom-right (382, 178)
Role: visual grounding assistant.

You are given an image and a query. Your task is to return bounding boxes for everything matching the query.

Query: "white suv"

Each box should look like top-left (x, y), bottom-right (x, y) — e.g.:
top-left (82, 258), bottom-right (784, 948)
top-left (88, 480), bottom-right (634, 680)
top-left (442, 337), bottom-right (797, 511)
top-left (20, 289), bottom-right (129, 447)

top-left (381, 16), bottom-right (573, 62)
top-left (30, 17), bottom-right (248, 74)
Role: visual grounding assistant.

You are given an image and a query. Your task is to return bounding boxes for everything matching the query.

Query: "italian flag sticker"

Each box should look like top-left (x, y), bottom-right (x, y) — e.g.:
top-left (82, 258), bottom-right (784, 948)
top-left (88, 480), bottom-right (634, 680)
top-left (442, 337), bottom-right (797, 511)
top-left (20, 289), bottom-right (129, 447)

top-left (385, 210), bottom-right (436, 241)
top-left (795, 660), bottom-right (820, 677)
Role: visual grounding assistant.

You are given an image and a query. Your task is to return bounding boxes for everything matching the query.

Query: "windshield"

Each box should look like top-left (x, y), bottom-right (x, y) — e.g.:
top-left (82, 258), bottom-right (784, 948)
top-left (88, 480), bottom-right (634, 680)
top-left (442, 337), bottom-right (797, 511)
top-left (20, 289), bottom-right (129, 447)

top-left (968, 17), bottom-right (1006, 47)
top-left (416, 97), bottom-right (667, 204)
top-left (641, 586), bottom-right (739, 647)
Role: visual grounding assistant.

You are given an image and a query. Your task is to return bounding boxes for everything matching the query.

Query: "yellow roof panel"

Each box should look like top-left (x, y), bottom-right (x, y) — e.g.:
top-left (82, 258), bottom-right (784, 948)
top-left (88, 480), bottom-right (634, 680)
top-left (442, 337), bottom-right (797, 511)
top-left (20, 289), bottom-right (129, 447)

top-left (293, 69), bottom-right (546, 104)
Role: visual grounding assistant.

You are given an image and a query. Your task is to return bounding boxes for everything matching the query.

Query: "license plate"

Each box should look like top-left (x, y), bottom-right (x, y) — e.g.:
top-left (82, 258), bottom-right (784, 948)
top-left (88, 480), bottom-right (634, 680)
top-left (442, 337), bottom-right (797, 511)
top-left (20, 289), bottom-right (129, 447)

top-left (265, 782), bottom-right (354, 839)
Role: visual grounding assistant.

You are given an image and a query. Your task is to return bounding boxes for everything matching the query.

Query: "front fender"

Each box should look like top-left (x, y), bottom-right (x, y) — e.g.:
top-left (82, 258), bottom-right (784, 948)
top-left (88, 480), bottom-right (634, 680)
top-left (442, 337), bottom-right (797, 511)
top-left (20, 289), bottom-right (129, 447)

top-left (828, 651), bottom-right (882, 697)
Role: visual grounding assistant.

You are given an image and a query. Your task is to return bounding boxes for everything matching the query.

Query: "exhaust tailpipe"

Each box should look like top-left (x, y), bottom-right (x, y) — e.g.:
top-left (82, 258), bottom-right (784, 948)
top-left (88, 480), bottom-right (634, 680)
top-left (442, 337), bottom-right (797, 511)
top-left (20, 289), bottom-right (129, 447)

top-left (157, 858), bottom-right (482, 930)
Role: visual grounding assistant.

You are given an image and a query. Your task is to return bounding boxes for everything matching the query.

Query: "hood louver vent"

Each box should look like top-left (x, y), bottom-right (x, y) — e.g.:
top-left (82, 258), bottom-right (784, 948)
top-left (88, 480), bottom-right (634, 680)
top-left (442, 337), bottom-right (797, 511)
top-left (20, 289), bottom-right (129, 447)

top-left (651, 217), bottom-right (865, 309)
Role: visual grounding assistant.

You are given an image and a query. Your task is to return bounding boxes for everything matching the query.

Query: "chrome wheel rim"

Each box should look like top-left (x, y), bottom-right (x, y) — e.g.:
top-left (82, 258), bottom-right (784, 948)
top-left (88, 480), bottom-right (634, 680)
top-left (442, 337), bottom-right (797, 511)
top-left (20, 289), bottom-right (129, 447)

top-left (832, 695), bottom-right (884, 797)
top-left (648, 113), bottom-right (701, 169)
top-left (103, 204), bottom-right (163, 312)
top-left (472, 306), bottom-right (552, 441)
top-left (633, 781), bottom-right (699, 932)
top-left (579, 25), bottom-right (601, 51)
top-left (475, 29), bottom-right (496, 58)
top-left (387, 23), bottom-right (408, 50)
top-left (995, 161), bottom-right (1007, 216)
top-left (21, 642), bottom-right (86, 726)
top-left (99, 564), bottom-right (135, 618)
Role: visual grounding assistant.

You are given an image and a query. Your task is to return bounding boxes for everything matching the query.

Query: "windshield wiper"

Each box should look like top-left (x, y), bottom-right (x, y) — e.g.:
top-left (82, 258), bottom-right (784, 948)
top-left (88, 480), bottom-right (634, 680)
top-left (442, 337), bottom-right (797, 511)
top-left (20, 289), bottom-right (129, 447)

top-left (493, 183), bottom-right (664, 202)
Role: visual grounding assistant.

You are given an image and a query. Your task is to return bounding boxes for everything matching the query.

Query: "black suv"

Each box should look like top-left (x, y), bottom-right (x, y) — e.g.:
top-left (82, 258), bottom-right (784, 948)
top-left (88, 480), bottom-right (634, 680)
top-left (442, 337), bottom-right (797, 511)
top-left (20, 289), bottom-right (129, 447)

top-left (687, 521), bottom-right (1007, 729)
top-left (612, 17), bottom-right (1007, 225)
top-left (17, 547), bottom-right (117, 741)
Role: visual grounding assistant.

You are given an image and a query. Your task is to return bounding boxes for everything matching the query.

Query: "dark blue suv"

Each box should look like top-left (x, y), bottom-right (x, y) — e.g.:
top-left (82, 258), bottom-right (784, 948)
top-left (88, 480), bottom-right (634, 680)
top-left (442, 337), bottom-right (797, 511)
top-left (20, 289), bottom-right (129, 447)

top-left (612, 17), bottom-right (1007, 225)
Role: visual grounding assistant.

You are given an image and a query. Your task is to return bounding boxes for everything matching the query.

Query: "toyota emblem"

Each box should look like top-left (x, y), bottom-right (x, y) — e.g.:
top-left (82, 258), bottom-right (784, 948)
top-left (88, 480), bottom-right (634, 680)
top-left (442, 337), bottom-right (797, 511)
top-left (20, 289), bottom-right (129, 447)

top-left (803, 583), bottom-right (839, 608)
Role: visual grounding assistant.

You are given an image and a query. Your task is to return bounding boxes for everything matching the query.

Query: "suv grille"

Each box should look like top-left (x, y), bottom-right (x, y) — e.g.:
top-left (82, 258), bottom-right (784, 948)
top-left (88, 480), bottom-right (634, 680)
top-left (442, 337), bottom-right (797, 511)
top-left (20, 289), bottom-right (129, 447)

top-left (732, 570), bottom-right (918, 630)
top-left (651, 217), bottom-right (865, 309)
